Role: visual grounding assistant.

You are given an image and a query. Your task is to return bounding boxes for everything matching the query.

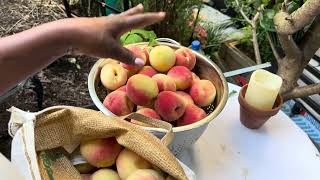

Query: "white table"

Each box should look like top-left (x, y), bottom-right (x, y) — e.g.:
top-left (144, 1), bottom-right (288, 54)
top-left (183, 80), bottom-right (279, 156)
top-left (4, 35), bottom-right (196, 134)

top-left (178, 83), bottom-right (320, 180)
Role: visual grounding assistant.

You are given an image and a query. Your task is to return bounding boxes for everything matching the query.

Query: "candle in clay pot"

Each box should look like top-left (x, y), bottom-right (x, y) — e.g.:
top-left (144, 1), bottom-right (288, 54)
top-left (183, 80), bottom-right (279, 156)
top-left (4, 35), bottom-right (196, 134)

top-left (245, 69), bottom-right (283, 110)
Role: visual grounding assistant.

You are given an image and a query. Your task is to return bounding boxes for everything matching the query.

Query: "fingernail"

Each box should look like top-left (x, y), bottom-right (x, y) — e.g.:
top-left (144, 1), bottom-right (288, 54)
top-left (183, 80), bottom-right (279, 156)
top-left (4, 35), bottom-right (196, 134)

top-left (159, 12), bottom-right (166, 17)
top-left (137, 3), bottom-right (143, 8)
top-left (135, 58), bottom-right (145, 66)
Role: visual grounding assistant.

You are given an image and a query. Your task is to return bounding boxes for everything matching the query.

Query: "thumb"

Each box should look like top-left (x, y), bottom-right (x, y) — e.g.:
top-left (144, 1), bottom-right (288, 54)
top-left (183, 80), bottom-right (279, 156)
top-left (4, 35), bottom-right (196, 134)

top-left (107, 42), bottom-right (145, 66)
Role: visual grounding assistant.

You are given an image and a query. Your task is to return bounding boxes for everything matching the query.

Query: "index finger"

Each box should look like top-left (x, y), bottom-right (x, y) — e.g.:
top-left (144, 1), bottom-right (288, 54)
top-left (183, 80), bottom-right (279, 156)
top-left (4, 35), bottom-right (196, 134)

top-left (119, 12), bottom-right (166, 33)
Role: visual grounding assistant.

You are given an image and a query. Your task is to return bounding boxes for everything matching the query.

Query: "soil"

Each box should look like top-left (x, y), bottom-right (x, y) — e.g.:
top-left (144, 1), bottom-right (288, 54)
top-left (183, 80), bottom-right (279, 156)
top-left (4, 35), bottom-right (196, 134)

top-left (0, 0), bottom-right (97, 159)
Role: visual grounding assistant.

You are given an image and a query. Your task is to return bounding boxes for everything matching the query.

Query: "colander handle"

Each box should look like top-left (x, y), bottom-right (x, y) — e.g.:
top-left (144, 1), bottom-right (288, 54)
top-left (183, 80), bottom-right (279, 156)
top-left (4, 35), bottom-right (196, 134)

top-left (156, 38), bottom-right (181, 46)
top-left (121, 113), bottom-right (174, 146)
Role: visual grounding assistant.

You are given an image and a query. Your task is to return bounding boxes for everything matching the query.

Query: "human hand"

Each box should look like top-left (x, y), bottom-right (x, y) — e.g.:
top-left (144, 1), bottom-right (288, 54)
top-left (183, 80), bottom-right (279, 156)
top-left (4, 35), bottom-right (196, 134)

top-left (69, 4), bottom-right (165, 66)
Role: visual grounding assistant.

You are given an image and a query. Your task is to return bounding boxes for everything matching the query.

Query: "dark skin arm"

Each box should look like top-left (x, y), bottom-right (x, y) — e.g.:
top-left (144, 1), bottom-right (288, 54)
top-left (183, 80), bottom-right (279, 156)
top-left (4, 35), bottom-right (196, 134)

top-left (0, 4), bottom-right (165, 95)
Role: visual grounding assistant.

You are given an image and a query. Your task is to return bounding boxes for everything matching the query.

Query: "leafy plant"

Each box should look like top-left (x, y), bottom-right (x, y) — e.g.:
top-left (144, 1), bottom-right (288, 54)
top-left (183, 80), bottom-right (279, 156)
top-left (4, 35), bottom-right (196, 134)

top-left (201, 21), bottom-right (231, 57)
top-left (130, 0), bottom-right (202, 46)
top-left (120, 29), bottom-right (157, 45)
top-left (224, 0), bottom-right (306, 63)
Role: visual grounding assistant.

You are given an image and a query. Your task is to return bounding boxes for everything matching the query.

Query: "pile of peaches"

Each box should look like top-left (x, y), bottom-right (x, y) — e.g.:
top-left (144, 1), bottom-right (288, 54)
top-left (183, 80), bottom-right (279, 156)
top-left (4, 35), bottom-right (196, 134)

top-left (100, 44), bottom-right (216, 126)
top-left (75, 137), bottom-right (166, 180)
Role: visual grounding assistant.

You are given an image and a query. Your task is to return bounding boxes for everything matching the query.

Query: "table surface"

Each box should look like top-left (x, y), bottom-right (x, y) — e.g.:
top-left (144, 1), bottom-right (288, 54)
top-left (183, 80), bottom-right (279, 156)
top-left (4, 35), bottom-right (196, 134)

top-left (178, 83), bottom-right (320, 180)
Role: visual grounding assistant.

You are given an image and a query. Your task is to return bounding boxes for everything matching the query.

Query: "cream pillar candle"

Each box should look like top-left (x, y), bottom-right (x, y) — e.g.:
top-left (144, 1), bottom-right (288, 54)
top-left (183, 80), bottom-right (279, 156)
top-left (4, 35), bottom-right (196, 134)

top-left (245, 69), bottom-right (283, 110)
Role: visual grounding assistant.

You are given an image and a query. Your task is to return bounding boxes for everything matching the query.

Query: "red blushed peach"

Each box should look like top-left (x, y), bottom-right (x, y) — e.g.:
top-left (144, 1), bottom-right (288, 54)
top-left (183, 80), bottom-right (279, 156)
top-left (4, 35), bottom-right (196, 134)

top-left (167, 66), bottom-right (192, 90)
top-left (175, 47), bottom-right (196, 70)
top-left (127, 45), bottom-right (147, 61)
top-left (138, 66), bottom-right (157, 77)
top-left (121, 45), bottom-right (147, 76)
top-left (152, 74), bottom-right (176, 92)
top-left (190, 80), bottom-right (216, 107)
top-left (91, 169), bottom-right (120, 180)
top-left (121, 63), bottom-right (143, 77)
top-left (116, 85), bottom-right (127, 92)
top-left (126, 74), bottom-right (159, 106)
top-left (176, 91), bottom-right (194, 105)
top-left (116, 148), bottom-right (152, 180)
top-left (80, 138), bottom-right (122, 168)
top-left (103, 90), bottom-right (134, 116)
top-left (126, 169), bottom-right (165, 180)
top-left (142, 46), bottom-right (153, 64)
top-left (149, 45), bottom-right (176, 72)
top-left (100, 63), bottom-right (127, 90)
top-left (177, 104), bottom-right (207, 126)
top-left (154, 91), bottom-right (186, 122)
top-left (131, 108), bottom-right (161, 126)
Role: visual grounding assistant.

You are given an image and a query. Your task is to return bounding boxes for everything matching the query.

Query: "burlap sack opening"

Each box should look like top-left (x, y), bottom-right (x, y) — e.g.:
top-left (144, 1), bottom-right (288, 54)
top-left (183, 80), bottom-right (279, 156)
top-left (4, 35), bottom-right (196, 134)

top-left (32, 106), bottom-right (187, 180)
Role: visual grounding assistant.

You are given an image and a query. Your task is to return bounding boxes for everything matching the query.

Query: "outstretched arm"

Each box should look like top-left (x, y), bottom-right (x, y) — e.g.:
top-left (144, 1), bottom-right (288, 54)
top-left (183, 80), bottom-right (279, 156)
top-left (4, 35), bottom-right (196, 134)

top-left (0, 4), bottom-right (165, 95)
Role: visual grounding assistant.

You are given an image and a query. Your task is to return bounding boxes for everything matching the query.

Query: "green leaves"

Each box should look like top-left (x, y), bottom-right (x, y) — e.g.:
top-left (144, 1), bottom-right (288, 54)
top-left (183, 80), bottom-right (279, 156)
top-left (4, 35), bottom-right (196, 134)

top-left (120, 29), bottom-right (157, 45)
top-left (259, 9), bottom-right (276, 32)
top-left (288, 1), bottom-right (300, 14)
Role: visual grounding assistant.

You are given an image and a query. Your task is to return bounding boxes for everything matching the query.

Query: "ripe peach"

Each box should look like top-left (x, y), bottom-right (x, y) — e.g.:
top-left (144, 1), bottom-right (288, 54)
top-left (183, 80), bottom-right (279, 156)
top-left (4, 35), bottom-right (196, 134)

top-left (175, 47), bottom-right (196, 70)
top-left (138, 66), bottom-right (157, 77)
top-left (121, 45), bottom-right (147, 76)
top-left (127, 169), bottom-right (165, 180)
top-left (190, 80), bottom-right (216, 107)
top-left (177, 104), bottom-right (207, 126)
top-left (167, 66), bottom-right (192, 90)
top-left (103, 90), bottom-right (134, 116)
top-left (121, 63), bottom-right (140, 77)
top-left (154, 91), bottom-right (186, 121)
top-left (100, 63), bottom-right (127, 90)
top-left (80, 138), bottom-right (122, 168)
top-left (176, 91), bottom-right (194, 105)
top-left (91, 169), bottom-right (120, 180)
top-left (116, 148), bottom-right (152, 179)
top-left (127, 45), bottom-right (147, 61)
top-left (152, 74), bottom-right (176, 92)
top-left (149, 45), bottom-right (176, 72)
top-left (117, 85), bottom-right (126, 92)
top-left (131, 108), bottom-right (161, 126)
top-left (98, 58), bottom-right (119, 69)
top-left (142, 45), bottom-right (153, 64)
top-left (126, 74), bottom-right (159, 106)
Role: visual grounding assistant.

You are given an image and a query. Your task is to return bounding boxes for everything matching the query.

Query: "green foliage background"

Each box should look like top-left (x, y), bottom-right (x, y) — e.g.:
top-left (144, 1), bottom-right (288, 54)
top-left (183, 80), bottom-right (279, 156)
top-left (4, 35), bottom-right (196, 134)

top-left (130, 0), bottom-right (202, 46)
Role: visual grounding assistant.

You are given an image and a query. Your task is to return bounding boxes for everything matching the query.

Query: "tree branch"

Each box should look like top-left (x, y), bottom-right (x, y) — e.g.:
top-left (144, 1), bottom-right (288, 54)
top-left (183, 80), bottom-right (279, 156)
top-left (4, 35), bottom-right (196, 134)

top-left (300, 15), bottom-right (320, 65)
top-left (267, 32), bottom-right (281, 62)
top-left (274, 0), bottom-right (320, 35)
top-left (283, 83), bottom-right (320, 100)
top-left (234, 1), bottom-right (264, 64)
top-left (251, 6), bottom-right (264, 64)
top-left (235, 0), bottom-right (252, 26)
top-left (278, 34), bottom-right (302, 58)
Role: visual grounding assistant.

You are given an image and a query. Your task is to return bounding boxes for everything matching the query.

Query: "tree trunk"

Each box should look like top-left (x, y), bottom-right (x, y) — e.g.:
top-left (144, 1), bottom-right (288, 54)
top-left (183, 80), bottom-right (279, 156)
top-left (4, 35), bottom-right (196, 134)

top-left (277, 56), bottom-right (304, 95)
top-left (273, 0), bottom-right (320, 101)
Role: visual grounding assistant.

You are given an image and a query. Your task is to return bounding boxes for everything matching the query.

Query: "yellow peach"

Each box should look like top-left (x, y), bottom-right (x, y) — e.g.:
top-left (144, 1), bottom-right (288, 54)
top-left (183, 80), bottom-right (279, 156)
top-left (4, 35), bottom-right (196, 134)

top-left (126, 74), bottom-right (159, 106)
top-left (80, 138), bottom-right (122, 168)
top-left (116, 148), bottom-right (152, 179)
top-left (149, 45), bottom-right (176, 72)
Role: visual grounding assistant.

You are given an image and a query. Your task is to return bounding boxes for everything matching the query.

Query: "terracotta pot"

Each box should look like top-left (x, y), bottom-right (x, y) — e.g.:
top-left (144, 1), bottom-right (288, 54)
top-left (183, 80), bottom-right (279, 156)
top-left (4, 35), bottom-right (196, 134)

top-left (238, 84), bottom-right (283, 129)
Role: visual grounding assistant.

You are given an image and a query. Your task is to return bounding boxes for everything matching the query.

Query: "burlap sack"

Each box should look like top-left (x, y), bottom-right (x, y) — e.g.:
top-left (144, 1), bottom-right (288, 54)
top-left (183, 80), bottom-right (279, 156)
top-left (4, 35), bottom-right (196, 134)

top-left (18, 106), bottom-right (188, 180)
